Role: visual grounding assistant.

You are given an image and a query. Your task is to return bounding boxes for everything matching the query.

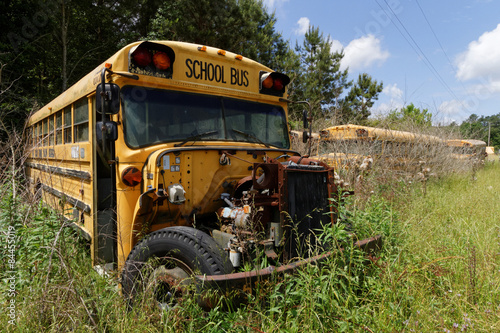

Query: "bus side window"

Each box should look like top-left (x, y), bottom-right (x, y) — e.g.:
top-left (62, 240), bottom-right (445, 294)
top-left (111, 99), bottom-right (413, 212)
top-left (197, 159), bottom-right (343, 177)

top-left (394, 142), bottom-right (402, 156)
top-left (42, 119), bottom-right (48, 146)
top-left (64, 106), bottom-right (72, 144)
top-left (382, 141), bottom-right (390, 155)
top-left (29, 126), bottom-right (33, 148)
top-left (56, 111), bottom-right (63, 145)
top-left (372, 140), bottom-right (382, 155)
top-left (74, 98), bottom-right (89, 142)
top-left (36, 122), bottom-right (42, 147)
top-left (27, 126), bottom-right (32, 151)
top-left (49, 114), bottom-right (55, 146)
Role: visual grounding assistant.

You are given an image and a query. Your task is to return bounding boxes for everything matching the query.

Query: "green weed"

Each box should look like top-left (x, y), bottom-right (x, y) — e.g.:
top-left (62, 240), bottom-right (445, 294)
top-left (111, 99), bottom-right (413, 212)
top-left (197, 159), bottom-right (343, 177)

top-left (1, 163), bottom-right (499, 332)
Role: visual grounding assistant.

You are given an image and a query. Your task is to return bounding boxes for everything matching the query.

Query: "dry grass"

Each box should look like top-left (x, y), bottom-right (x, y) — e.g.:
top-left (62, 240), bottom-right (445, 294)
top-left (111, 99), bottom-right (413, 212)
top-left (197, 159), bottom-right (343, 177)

top-left (291, 123), bottom-right (485, 201)
top-left (2, 114), bottom-right (497, 332)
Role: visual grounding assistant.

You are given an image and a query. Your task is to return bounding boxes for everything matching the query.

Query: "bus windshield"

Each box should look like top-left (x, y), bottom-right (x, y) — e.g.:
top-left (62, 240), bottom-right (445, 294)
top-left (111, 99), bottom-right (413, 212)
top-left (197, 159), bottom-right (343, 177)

top-left (121, 86), bottom-right (290, 149)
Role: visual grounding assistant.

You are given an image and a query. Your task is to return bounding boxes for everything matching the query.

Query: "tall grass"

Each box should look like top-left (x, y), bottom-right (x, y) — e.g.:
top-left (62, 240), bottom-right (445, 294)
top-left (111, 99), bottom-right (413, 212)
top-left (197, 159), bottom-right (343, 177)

top-left (1, 117), bottom-right (498, 331)
top-left (393, 163), bottom-right (500, 332)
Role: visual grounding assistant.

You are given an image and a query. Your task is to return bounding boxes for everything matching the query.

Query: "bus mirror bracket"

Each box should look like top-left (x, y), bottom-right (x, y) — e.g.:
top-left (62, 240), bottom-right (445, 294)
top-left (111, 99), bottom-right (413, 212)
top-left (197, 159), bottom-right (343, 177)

top-left (96, 120), bottom-right (117, 158)
top-left (96, 83), bottom-right (121, 115)
top-left (96, 121), bottom-right (118, 142)
top-left (280, 98), bottom-right (313, 156)
top-left (96, 65), bottom-right (138, 115)
top-left (302, 130), bottom-right (309, 144)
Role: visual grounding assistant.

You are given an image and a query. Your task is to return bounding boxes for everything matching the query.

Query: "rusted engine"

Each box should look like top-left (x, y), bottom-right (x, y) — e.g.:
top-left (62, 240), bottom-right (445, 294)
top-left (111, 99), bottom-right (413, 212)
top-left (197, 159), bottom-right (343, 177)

top-left (215, 155), bottom-right (338, 267)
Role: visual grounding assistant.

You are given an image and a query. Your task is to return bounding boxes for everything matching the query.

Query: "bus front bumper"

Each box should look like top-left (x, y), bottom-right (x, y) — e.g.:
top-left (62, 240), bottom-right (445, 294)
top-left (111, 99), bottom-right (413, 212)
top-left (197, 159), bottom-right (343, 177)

top-left (195, 235), bottom-right (382, 297)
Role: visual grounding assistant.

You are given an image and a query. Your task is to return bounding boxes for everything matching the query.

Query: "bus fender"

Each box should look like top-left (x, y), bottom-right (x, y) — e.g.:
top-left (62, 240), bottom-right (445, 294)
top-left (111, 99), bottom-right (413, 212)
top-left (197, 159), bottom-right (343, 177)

top-left (130, 188), bottom-right (158, 247)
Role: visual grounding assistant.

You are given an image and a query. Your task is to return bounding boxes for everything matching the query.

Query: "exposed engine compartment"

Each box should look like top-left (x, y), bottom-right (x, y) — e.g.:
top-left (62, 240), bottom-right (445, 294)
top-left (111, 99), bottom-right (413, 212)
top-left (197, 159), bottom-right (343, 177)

top-left (212, 155), bottom-right (338, 267)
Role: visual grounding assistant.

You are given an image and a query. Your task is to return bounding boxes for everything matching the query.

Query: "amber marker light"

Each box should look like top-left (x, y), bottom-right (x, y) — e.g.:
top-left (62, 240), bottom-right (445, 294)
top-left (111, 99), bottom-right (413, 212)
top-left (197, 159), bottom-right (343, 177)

top-left (198, 46), bottom-right (207, 52)
top-left (262, 75), bottom-right (274, 89)
top-left (217, 50), bottom-right (226, 56)
top-left (235, 54), bottom-right (243, 60)
top-left (153, 51), bottom-right (171, 70)
top-left (122, 166), bottom-right (142, 187)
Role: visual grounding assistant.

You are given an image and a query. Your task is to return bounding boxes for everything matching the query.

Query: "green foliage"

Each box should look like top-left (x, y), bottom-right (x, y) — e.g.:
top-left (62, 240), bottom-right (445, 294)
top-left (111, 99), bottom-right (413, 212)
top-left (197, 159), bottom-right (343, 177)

top-left (459, 113), bottom-right (500, 149)
top-left (1, 0), bottom-right (136, 141)
top-left (148, 0), bottom-right (291, 70)
top-left (3, 4), bottom-right (498, 330)
top-left (2, 165), bottom-right (500, 331)
top-left (290, 26), bottom-right (350, 122)
top-left (0, 0), bottom-right (389, 139)
top-left (340, 73), bottom-right (383, 124)
top-left (288, 28), bottom-right (383, 127)
top-left (387, 103), bottom-right (432, 127)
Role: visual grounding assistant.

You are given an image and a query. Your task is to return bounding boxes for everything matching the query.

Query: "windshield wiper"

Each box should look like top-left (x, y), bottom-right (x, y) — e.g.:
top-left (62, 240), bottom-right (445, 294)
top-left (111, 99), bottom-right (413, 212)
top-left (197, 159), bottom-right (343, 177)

top-left (231, 129), bottom-right (270, 148)
top-left (174, 130), bottom-right (219, 147)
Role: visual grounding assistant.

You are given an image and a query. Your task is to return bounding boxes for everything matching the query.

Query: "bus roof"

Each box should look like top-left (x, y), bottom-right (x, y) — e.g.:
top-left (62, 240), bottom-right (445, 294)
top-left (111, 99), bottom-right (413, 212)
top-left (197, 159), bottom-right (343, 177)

top-left (320, 124), bottom-right (443, 143)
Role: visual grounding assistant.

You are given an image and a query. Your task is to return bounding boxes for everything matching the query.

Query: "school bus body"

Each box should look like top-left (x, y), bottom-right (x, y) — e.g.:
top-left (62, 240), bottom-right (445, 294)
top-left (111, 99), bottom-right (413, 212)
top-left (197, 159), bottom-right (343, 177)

top-left (446, 139), bottom-right (487, 161)
top-left (26, 42), bottom-right (381, 306)
top-left (314, 124), bottom-right (443, 172)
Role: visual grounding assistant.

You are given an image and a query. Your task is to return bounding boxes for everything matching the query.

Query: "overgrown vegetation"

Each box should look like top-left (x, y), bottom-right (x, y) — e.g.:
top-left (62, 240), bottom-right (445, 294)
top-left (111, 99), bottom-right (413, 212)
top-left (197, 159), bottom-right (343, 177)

top-left (1, 123), bottom-right (498, 331)
top-left (1, 1), bottom-right (498, 330)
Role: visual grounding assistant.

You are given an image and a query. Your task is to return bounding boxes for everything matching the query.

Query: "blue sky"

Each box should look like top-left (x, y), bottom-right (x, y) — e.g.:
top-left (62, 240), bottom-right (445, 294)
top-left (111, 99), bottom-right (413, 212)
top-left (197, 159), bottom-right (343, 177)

top-left (263, 0), bottom-right (500, 124)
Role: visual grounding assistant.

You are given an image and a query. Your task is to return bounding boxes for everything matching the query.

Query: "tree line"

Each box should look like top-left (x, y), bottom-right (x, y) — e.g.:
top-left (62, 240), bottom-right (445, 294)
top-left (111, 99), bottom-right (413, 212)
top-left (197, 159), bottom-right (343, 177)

top-left (0, 0), bottom-right (382, 137)
top-left (454, 113), bottom-right (500, 149)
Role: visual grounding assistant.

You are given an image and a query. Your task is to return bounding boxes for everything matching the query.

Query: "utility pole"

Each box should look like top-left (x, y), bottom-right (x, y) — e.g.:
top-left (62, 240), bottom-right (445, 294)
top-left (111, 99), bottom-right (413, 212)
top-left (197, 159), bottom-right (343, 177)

top-left (488, 121), bottom-right (491, 146)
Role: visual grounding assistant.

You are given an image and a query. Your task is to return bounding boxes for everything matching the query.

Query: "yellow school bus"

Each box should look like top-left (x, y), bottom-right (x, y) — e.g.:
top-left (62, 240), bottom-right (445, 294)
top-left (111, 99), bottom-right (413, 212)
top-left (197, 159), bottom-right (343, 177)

top-left (446, 139), bottom-right (487, 161)
top-left (25, 41), bottom-right (381, 307)
top-left (315, 124), bottom-right (443, 172)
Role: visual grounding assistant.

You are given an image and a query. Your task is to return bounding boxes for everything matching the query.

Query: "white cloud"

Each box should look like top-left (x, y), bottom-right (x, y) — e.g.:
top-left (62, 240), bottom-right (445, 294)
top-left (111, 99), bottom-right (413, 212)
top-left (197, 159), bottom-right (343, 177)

top-left (330, 39), bottom-right (343, 53)
top-left (435, 99), bottom-right (469, 124)
top-left (341, 35), bottom-right (390, 71)
top-left (372, 101), bottom-right (403, 117)
top-left (383, 83), bottom-right (403, 100)
top-left (438, 99), bottom-right (466, 115)
top-left (294, 17), bottom-right (310, 35)
top-left (262, 0), bottom-right (289, 10)
top-left (371, 83), bottom-right (403, 117)
top-left (456, 23), bottom-right (500, 81)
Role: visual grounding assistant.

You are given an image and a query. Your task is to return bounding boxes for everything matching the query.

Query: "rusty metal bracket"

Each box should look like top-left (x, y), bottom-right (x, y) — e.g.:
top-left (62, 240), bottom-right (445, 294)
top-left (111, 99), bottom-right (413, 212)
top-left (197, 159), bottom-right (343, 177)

top-left (196, 234), bottom-right (382, 295)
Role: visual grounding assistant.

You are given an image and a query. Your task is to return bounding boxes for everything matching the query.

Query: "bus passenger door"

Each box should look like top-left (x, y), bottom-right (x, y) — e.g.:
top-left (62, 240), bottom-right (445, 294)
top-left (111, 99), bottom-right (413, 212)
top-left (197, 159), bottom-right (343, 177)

top-left (93, 101), bottom-right (117, 269)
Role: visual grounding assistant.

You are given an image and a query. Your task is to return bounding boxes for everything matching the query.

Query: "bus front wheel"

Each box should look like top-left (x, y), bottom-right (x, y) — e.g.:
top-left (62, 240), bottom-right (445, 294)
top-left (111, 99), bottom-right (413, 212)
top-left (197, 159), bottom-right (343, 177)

top-left (121, 226), bottom-right (233, 310)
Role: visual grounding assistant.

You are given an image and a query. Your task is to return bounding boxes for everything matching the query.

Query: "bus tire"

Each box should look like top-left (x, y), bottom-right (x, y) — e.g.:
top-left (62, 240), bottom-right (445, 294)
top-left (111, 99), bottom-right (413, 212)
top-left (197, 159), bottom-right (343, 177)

top-left (121, 226), bottom-right (233, 310)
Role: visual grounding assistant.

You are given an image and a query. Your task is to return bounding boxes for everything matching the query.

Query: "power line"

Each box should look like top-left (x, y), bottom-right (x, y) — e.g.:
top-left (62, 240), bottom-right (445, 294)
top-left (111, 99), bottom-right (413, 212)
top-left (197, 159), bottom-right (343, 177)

top-left (373, 0), bottom-right (463, 105)
top-left (414, 0), bottom-right (454, 67)
top-left (381, 0), bottom-right (459, 100)
top-left (414, 0), bottom-right (471, 100)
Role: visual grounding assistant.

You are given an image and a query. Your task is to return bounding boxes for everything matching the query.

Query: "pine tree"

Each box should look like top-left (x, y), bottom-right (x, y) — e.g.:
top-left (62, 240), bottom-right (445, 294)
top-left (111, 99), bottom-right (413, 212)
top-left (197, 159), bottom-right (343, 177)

top-left (289, 26), bottom-right (349, 122)
top-left (340, 73), bottom-right (383, 124)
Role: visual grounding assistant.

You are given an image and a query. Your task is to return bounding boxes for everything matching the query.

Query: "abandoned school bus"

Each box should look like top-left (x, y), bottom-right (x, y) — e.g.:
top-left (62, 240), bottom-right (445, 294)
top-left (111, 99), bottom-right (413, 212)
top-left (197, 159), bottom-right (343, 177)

top-left (25, 41), bottom-right (380, 307)
top-left (315, 124), bottom-right (444, 172)
top-left (446, 139), bottom-right (487, 160)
